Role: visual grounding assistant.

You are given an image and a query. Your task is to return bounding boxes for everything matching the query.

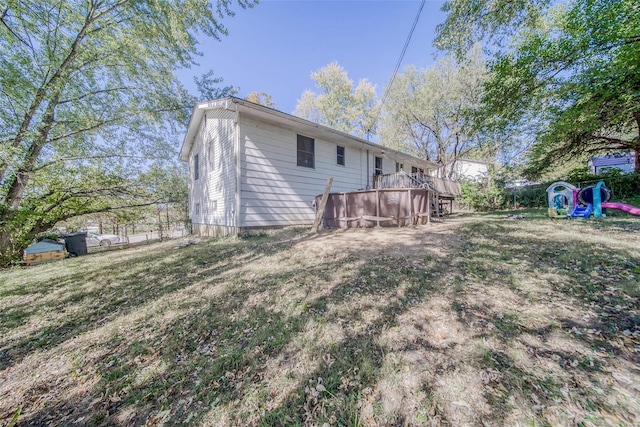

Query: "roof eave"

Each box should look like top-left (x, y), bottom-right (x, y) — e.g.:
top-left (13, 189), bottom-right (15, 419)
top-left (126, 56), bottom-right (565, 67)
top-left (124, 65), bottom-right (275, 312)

top-left (178, 96), bottom-right (439, 170)
top-left (179, 98), bottom-right (235, 162)
top-left (225, 97), bottom-right (439, 170)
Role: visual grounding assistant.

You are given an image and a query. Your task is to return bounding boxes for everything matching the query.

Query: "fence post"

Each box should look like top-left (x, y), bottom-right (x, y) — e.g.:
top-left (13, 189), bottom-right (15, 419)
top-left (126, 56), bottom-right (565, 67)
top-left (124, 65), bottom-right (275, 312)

top-left (376, 189), bottom-right (380, 227)
top-left (409, 188), bottom-right (413, 225)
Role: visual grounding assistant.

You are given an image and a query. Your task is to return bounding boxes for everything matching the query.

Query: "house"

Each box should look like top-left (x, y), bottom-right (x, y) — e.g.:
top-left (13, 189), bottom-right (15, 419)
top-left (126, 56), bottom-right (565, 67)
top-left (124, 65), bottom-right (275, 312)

top-left (179, 97), bottom-right (438, 236)
top-left (435, 158), bottom-right (489, 182)
top-left (588, 152), bottom-right (636, 174)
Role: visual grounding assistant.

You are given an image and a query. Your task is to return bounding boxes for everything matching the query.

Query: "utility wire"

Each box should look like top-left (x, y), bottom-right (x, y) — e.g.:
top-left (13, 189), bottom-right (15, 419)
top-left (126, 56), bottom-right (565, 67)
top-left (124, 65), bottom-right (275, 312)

top-left (367, 0), bottom-right (426, 137)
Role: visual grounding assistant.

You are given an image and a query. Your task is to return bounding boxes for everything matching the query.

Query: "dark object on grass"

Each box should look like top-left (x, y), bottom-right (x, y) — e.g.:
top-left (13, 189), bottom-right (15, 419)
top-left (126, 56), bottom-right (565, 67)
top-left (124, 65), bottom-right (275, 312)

top-left (61, 232), bottom-right (88, 256)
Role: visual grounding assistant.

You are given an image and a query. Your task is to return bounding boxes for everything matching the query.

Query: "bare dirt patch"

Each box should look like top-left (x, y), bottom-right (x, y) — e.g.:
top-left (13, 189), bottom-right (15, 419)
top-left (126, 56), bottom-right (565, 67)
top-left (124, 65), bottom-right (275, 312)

top-left (1, 213), bottom-right (639, 426)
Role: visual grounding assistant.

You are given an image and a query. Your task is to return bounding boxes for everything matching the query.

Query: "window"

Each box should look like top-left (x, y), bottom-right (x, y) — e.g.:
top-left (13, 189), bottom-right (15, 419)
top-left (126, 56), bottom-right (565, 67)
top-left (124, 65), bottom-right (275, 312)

top-left (375, 156), bottom-right (383, 175)
top-left (297, 135), bottom-right (315, 168)
top-left (194, 153), bottom-right (199, 180)
top-left (336, 145), bottom-right (345, 166)
top-left (419, 168), bottom-right (424, 174)
top-left (411, 166), bottom-right (418, 174)
top-left (395, 162), bottom-right (403, 172)
top-left (194, 203), bottom-right (200, 217)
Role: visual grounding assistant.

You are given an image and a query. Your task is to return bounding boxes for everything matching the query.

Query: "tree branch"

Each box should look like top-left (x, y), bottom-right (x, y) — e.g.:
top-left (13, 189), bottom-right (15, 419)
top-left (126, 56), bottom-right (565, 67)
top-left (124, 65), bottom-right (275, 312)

top-left (32, 154), bottom-right (174, 172)
top-left (58, 86), bottom-right (135, 104)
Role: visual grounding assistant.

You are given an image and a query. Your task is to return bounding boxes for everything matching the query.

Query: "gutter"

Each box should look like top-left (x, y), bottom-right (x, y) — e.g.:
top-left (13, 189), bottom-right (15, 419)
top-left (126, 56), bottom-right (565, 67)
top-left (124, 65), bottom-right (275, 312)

top-left (180, 96), bottom-right (440, 171)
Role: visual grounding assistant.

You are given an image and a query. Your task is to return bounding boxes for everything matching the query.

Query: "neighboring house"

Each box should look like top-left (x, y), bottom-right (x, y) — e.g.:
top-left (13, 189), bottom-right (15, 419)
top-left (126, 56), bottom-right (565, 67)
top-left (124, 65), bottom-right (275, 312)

top-left (588, 152), bottom-right (636, 174)
top-left (179, 97), bottom-right (438, 236)
top-left (435, 158), bottom-right (489, 182)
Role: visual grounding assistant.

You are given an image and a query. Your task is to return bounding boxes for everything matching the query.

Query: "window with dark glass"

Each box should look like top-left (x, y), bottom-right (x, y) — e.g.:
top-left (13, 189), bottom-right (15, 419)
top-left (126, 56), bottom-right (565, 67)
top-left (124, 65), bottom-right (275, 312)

top-left (194, 153), bottom-right (199, 180)
top-left (411, 166), bottom-right (418, 174)
top-left (375, 156), bottom-right (383, 175)
top-left (297, 135), bottom-right (315, 168)
top-left (337, 145), bottom-right (345, 166)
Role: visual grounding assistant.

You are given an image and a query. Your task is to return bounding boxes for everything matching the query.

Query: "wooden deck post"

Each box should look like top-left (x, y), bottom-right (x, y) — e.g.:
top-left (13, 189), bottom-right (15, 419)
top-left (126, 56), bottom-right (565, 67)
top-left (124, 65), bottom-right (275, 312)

top-left (427, 190), bottom-right (431, 225)
top-left (342, 193), bottom-right (347, 229)
top-left (409, 188), bottom-right (413, 225)
top-left (376, 189), bottom-right (380, 227)
top-left (397, 190), bottom-right (402, 227)
top-left (311, 177), bottom-right (333, 234)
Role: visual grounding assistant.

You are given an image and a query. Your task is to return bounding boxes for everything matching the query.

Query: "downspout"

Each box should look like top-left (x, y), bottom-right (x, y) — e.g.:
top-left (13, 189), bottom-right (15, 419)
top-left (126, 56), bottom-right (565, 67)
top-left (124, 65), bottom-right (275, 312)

top-left (366, 149), bottom-right (370, 189)
top-left (234, 103), bottom-right (241, 235)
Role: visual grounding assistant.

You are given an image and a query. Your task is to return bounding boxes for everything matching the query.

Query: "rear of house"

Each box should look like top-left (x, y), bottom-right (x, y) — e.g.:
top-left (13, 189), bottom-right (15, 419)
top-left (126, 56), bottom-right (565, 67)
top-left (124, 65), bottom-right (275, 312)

top-left (179, 97), bottom-right (437, 236)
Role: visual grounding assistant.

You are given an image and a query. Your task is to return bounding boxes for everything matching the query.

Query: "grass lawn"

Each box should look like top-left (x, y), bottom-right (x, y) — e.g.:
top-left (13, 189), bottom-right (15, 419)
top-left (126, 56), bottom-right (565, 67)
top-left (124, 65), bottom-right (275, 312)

top-left (1, 211), bottom-right (639, 426)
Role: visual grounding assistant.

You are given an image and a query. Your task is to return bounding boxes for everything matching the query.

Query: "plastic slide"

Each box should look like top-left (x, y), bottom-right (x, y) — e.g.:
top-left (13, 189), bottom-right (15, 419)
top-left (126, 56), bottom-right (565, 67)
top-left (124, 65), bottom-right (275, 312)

top-left (571, 203), bottom-right (593, 218)
top-left (601, 202), bottom-right (640, 216)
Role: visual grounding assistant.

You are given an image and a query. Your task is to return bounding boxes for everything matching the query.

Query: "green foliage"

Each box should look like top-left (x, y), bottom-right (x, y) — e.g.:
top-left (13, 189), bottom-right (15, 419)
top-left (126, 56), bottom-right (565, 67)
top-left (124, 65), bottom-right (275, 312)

top-left (380, 45), bottom-right (516, 177)
top-left (506, 185), bottom-right (547, 209)
top-left (245, 91), bottom-right (277, 108)
top-left (503, 169), bottom-right (640, 210)
top-left (0, 0), bottom-right (254, 266)
top-left (293, 62), bottom-right (379, 137)
top-left (435, 0), bottom-right (551, 59)
top-left (194, 71), bottom-right (238, 101)
top-left (459, 180), bottom-right (509, 211)
top-left (564, 169), bottom-right (640, 201)
top-left (518, 0), bottom-right (640, 177)
top-left (436, 0), bottom-right (640, 178)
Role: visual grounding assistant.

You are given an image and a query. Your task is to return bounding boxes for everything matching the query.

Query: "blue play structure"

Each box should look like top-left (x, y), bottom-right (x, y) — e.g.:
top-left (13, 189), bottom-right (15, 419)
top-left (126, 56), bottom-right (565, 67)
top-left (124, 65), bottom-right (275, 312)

top-left (547, 180), bottom-right (640, 218)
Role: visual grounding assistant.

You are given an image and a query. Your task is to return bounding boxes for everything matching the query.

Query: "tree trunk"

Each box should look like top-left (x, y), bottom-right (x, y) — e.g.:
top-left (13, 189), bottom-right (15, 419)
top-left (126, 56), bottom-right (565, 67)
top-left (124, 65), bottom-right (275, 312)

top-left (3, 91), bottom-right (61, 209)
top-left (166, 204), bottom-right (170, 235)
top-left (157, 209), bottom-right (163, 240)
top-left (0, 6), bottom-right (96, 183)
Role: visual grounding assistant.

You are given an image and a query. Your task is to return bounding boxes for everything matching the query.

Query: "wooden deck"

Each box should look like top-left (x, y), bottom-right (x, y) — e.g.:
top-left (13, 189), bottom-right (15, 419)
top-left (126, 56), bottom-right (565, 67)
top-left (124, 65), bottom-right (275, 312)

top-left (373, 171), bottom-right (461, 216)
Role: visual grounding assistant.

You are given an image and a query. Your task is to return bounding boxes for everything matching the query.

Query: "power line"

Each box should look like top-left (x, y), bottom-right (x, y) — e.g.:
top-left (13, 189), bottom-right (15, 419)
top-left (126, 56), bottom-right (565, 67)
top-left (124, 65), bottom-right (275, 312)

top-left (367, 0), bottom-right (426, 137)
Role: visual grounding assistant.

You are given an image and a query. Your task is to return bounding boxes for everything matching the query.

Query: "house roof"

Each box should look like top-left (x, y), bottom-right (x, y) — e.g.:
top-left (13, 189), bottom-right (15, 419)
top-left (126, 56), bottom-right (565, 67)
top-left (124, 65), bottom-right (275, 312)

top-left (588, 152), bottom-right (635, 167)
top-left (454, 158), bottom-right (489, 166)
top-left (179, 97), bottom-right (438, 169)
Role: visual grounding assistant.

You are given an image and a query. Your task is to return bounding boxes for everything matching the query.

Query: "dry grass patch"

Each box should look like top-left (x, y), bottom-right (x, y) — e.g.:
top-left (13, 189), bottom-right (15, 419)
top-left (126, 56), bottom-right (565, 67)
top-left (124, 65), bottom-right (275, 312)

top-left (1, 213), bottom-right (639, 426)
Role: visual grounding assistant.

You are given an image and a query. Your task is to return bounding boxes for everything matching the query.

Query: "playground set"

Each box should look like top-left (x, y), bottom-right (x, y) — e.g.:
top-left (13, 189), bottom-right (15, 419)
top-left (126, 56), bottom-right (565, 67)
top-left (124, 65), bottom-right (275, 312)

top-left (546, 181), bottom-right (640, 218)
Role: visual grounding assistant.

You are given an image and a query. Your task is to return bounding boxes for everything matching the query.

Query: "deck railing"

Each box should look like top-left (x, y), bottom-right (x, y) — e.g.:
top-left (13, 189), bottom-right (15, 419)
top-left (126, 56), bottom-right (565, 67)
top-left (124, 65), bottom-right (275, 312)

top-left (373, 171), bottom-right (462, 198)
top-left (373, 171), bottom-right (431, 190)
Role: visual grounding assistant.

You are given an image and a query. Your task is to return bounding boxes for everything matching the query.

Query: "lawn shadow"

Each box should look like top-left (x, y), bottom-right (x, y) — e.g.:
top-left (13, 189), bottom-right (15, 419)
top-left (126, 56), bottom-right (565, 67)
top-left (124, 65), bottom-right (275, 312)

top-left (10, 226), bottom-right (456, 426)
top-left (446, 217), bottom-right (640, 425)
top-left (5, 217), bottom-right (640, 426)
top-left (0, 229), bottom-right (304, 372)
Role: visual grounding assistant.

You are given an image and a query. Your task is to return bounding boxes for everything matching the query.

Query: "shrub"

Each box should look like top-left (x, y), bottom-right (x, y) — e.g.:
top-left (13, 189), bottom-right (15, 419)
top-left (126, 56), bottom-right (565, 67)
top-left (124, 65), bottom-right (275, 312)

top-left (459, 181), bottom-right (509, 212)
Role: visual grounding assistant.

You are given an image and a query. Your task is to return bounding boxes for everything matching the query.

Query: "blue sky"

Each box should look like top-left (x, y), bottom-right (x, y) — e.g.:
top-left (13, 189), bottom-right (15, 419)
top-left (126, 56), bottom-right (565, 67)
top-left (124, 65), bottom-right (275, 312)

top-left (177, 0), bottom-right (447, 114)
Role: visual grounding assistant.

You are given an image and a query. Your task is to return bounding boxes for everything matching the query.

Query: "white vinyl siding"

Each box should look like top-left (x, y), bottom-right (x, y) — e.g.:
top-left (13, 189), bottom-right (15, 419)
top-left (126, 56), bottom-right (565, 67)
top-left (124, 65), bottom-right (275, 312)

top-left (188, 109), bottom-right (236, 228)
top-left (239, 117), bottom-right (367, 227)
